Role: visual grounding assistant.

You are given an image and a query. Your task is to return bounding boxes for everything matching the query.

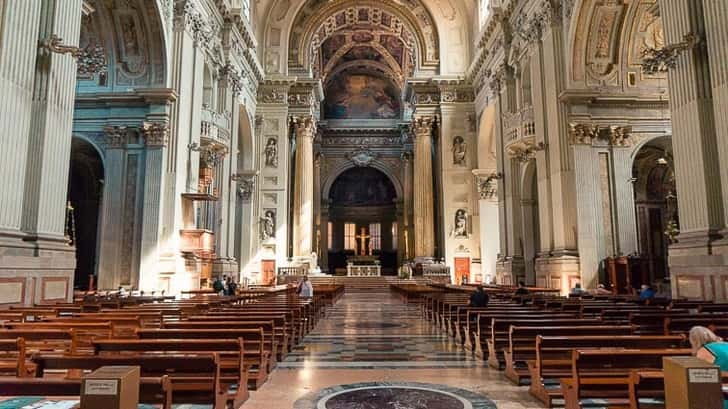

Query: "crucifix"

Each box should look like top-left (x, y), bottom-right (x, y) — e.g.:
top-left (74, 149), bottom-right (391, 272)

top-left (355, 226), bottom-right (370, 256)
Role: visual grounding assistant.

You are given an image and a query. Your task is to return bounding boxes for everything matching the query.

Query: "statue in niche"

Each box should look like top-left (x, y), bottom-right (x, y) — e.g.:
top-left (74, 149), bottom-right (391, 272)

top-left (453, 209), bottom-right (468, 238)
top-left (260, 210), bottom-right (276, 241)
top-left (264, 138), bottom-right (278, 168)
top-left (452, 136), bottom-right (467, 166)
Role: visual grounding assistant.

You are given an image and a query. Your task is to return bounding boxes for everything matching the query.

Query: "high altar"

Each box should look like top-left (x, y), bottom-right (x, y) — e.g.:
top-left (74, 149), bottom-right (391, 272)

top-left (346, 227), bottom-right (381, 276)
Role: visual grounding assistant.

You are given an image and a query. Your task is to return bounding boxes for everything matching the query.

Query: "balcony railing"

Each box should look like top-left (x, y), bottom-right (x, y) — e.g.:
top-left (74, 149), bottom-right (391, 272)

top-left (200, 106), bottom-right (231, 146)
top-left (504, 105), bottom-right (536, 146)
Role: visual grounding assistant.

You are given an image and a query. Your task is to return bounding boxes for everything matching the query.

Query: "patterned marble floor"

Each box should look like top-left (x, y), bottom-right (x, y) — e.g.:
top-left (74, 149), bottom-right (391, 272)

top-left (242, 291), bottom-right (545, 408)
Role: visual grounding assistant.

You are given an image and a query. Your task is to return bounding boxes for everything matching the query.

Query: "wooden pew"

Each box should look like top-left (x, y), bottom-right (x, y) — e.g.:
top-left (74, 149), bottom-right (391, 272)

top-left (504, 326), bottom-right (634, 385)
top-left (529, 335), bottom-right (687, 407)
top-left (136, 328), bottom-right (270, 390)
top-left (560, 348), bottom-right (691, 409)
top-left (92, 338), bottom-right (249, 408)
top-left (628, 370), bottom-right (728, 409)
top-left (32, 353), bottom-right (235, 409)
top-left (0, 376), bottom-right (173, 409)
top-left (0, 338), bottom-right (26, 376)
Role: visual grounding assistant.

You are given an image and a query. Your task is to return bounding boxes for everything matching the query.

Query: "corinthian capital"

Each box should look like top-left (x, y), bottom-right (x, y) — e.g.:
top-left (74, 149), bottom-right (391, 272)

top-left (412, 116), bottom-right (436, 139)
top-left (292, 116), bottom-right (316, 140)
top-left (142, 122), bottom-right (169, 147)
top-left (104, 125), bottom-right (128, 149)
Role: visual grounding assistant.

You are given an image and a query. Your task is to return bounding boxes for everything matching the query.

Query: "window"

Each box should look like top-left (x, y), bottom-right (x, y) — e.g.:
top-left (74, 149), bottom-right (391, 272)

top-left (370, 223), bottom-right (381, 251)
top-left (328, 222), bottom-right (333, 250)
top-left (344, 223), bottom-right (356, 250)
top-left (480, 0), bottom-right (491, 28)
top-left (391, 222), bottom-right (398, 250)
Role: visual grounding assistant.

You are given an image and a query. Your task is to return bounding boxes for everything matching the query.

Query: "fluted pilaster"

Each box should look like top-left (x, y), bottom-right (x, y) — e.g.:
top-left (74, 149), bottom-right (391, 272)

top-left (292, 116), bottom-right (316, 259)
top-left (412, 116), bottom-right (435, 258)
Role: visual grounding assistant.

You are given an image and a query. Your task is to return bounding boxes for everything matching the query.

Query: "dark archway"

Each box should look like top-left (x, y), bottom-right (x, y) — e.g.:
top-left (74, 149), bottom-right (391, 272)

top-left (68, 138), bottom-right (104, 290)
top-left (327, 167), bottom-right (398, 275)
top-left (633, 136), bottom-right (677, 286)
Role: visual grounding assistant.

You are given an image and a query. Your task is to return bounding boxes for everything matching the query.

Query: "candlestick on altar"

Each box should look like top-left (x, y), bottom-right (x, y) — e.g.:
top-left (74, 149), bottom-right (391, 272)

top-left (404, 229), bottom-right (409, 259)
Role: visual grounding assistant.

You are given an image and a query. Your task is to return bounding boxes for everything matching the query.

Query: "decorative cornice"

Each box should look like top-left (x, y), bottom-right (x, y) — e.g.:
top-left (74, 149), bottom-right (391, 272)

top-left (219, 63), bottom-right (245, 96)
top-left (142, 122), bottom-right (169, 147)
top-left (232, 171), bottom-right (257, 202)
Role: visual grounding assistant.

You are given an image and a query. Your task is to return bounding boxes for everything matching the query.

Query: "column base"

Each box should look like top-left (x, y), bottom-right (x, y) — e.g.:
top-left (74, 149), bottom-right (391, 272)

top-left (669, 230), bottom-right (728, 301)
top-left (535, 254), bottom-right (580, 295)
top-left (0, 233), bottom-right (75, 305)
top-left (496, 256), bottom-right (524, 286)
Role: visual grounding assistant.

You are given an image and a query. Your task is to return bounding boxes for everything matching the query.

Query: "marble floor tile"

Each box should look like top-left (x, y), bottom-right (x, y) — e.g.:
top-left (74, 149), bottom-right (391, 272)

top-left (243, 291), bottom-right (545, 408)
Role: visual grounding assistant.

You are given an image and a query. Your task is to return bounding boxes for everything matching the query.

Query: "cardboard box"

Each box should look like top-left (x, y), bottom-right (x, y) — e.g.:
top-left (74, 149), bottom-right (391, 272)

top-left (663, 356), bottom-right (723, 409)
top-left (81, 366), bottom-right (140, 409)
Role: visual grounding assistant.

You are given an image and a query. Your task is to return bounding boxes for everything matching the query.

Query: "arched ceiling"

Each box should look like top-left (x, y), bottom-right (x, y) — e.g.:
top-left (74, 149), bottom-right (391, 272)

top-left (77, 0), bottom-right (167, 92)
top-left (259, 0), bottom-right (474, 77)
top-left (569, 0), bottom-right (667, 91)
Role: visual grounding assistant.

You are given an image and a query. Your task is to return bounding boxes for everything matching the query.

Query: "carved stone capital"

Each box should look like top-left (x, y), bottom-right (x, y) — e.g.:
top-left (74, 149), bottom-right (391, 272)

top-left (569, 123), bottom-right (633, 147)
top-left (506, 141), bottom-right (546, 162)
top-left (174, 1), bottom-right (217, 45)
top-left (219, 64), bottom-right (245, 96)
top-left (474, 170), bottom-right (502, 200)
top-left (142, 122), bottom-right (169, 147)
top-left (292, 116), bottom-right (316, 140)
top-left (104, 125), bottom-right (127, 149)
top-left (411, 116), bottom-right (436, 139)
top-left (233, 172), bottom-right (257, 202)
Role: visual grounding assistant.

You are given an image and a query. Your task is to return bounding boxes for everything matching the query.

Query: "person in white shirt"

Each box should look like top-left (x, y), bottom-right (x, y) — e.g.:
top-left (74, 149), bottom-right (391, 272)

top-left (298, 275), bottom-right (314, 298)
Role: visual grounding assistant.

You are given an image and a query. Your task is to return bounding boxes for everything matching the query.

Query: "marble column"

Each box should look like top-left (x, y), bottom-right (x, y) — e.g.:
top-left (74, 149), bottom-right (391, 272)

top-left (21, 0), bottom-right (82, 242)
top-left (401, 151), bottom-right (413, 260)
top-left (138, 123), bottom-right (169, 291)
top-left (97, 127), bottom-right (127, 290)
top-left (659, 0), bottom-right (727, 300)
top-left (292, 116), bottom-right (316, 260)
top-left (703, 1), bottom-right (728, 241)
top-left (412, 116), bottom-right (436, 258)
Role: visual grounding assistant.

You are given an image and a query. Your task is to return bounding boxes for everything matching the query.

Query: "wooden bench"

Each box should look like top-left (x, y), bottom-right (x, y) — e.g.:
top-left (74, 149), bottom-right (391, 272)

top-left (0, 338), bottom-right (26, 376)
top-left (504, 326), bottom-right (634, 385)
top-left (560, 348), bottom-right (691, 409)
top-left (32, 353), bottom-right (236, 409)
top-left (136, 328), bottom-right (270, 390)
top-left (529, 336), bottom-right (687, 407)
top-left (0, 376), bottom-right (173, 409)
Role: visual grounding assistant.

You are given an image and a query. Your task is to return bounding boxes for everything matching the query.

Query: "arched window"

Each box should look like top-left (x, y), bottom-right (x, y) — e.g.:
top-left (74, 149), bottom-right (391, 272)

top-left (480, 0), bottom-right (491, 28)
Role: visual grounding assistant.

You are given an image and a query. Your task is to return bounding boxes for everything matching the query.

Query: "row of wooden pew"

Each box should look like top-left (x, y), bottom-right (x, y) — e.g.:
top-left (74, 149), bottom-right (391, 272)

top-left (393, 284), bottom-right (728, 409)
top-left (0, 284), bottom-right (343, 408)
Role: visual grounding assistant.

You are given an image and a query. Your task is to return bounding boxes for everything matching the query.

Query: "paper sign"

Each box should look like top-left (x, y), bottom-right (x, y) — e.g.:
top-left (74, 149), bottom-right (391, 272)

top-left (688, 368), bottom-right (720, 383)
top-left (84, 379), bottom-right (118, 395)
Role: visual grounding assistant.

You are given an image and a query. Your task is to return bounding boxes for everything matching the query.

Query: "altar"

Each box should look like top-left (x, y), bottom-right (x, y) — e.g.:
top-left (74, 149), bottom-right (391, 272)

top-left (346, 255), bottom-right (381, 277)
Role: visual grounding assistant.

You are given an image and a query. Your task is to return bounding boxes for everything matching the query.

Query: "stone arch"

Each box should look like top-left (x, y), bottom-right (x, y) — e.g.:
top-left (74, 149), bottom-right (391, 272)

top-left (568, 0), bottom-right (667, 91)
top-left (238, 106), bottom-right (256, 170)
top-left (322, 161), bottom-right (404, 202)
top-left (260, 0), bottom-right (475, 76)
top-left (77, 0), bottom-right (168, 93)
top-left (477, 103), bottom-right (497, 170)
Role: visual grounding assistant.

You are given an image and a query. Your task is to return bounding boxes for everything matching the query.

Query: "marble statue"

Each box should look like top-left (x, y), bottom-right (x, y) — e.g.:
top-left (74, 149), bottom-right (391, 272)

top-left (264, 138), bottom-right (278, 168)
top-left (453, 209), bottom-right (467, 238)
top-left (452, 136), bottom-right (466, 166)
top-left (260, 210), bottom-right (276, 241)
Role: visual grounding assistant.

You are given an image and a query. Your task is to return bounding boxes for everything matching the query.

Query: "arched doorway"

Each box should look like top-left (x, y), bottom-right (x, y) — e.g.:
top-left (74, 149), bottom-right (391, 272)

top-left (327, 167), bottom-right (398, 275)
top-left (633, 136), bottom-right (677, 285)
top-left (67, 137), bottom-right (104, 290)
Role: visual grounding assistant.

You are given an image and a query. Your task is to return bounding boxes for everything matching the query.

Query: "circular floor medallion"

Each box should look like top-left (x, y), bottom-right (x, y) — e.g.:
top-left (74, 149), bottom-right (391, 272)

top-left (294, 382), bottom-right (497, 409)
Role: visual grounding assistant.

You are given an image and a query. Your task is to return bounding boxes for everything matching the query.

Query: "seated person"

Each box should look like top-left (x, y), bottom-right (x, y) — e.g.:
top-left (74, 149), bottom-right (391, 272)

top-left (638, 284), bottom-right (656, 300)
top-left (569, 282), bottom-right (587, 296)
top-left (514, 281), bottom-right (529, 295)
top-left (690, 326), bottom-right (728, 409)
top-left (469, 286), bottom-right (489, 307)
